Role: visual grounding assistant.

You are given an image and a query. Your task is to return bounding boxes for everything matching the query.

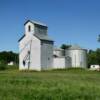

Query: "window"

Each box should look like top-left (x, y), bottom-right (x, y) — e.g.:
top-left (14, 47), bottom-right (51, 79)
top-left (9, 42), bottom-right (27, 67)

top-left (28, 25), bottom-right (31, 32)
top-left (23, 60), bottom-right (25, 66)
top-left (48, 57), bottom-right (50, 60)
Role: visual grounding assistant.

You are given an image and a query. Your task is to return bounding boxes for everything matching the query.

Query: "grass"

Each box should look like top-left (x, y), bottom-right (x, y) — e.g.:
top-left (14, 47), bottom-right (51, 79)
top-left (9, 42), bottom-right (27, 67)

top-left (0, 68), bottom-right (100, 100)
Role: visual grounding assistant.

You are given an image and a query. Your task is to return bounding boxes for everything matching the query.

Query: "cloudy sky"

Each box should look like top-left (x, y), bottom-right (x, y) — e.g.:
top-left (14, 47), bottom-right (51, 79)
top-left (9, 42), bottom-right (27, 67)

top-left (0, 0), bottom-right (100, 52)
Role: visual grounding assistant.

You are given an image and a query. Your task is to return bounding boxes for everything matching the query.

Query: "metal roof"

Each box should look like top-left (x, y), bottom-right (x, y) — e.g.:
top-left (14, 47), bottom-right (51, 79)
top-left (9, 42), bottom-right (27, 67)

top-left (18, 34), bottom-right (25, 42)
top-left (68, 45), bottom-right (86, 50)
top-left (19, 20), bottom-right (53, 42)
top-left (34, 33), bottom-right (53, 42)
top-left (54, 47), bottom-right (64, 51)
top-left (24, 20), bottom-right (47, 27)
top-left (18, 33), bottom-right (53, 42)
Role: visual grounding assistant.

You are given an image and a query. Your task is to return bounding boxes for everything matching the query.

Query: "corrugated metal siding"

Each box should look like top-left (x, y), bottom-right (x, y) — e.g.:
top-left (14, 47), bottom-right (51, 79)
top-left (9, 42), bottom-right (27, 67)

top-left (41, 41), bottom-right (53, 70)
top-left (65, 50), bottom-right (87, 68)
top-left (53, 57), bottom-right (66, 69)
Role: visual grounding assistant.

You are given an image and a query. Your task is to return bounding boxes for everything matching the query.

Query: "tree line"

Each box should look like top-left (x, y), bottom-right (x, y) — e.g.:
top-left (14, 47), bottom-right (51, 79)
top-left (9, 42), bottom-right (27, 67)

top-left (0, 51), bottom-right (18, 65)
top-left (87, 48), bottom-right (100, 67)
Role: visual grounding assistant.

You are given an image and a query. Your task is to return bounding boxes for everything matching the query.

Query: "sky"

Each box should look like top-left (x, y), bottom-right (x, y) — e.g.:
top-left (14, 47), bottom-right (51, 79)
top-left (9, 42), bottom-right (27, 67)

top-left (0, 0), bottom-right (100, 52)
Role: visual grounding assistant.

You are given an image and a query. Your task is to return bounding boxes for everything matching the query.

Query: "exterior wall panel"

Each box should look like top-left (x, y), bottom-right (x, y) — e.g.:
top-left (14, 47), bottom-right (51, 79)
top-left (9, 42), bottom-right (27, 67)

top-left (53, 57), bottom-right (66, 69)
top-left (29, 36), bottom-right (41, 71)
top-left (25, 22), bottom-right (35, 35)
top-left (41, 41), bottom-right (53, 70)
top-left (19, 34), bottom-right (32, 70)
top-left (19, 34), bottom-right (41, 71)
top-left (65, 50), bottom-right (87, 68)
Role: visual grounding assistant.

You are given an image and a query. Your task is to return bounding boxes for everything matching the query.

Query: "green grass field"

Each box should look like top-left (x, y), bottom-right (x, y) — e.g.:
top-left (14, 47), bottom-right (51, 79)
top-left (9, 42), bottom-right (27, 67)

top-left (0, 68), bottom-right (100, 100)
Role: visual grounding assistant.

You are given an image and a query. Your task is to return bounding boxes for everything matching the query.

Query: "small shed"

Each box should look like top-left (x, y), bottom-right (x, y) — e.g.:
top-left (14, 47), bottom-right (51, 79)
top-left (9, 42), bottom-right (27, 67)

top-left (90, 65), bottom-right (100, 71)
top-left (8, 61), bottom-right (14, 66)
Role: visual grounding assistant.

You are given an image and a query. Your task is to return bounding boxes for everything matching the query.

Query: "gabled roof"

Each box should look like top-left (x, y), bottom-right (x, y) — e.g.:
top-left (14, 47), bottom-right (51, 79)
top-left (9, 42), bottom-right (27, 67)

top-left (18, 34), bottom-right (25, 42)
top-left (34, 33), bottom-right (54, 42)
top-left (24, 20), bottom-right (47, 27)
top-left (18, 33), bottom-right (54, 42)
top-left (19, 20), bottom-right (53, 42)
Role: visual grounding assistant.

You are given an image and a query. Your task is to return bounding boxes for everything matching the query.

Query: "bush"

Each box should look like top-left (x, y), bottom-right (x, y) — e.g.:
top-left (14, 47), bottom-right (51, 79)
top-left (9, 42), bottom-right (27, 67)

top-left (6, 65), bottom-right (18, 70)
top-left (0, 63), bottom-right (6, 70)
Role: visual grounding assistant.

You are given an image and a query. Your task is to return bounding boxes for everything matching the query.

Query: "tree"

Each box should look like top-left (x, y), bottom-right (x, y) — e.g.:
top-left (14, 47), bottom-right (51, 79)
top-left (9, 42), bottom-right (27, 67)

top-left (0, 51), bottom-right (19, 65)
top-left (87, 50), bottom-right (97, 67)
top-left (60, 44), bottom-right (71, 50)
top-left (87, 48), bottom-right (100, 67)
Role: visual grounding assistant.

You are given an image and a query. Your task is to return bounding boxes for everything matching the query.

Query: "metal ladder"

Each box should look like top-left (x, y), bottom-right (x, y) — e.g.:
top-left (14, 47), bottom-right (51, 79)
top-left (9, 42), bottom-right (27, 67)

top-left (21, 40), bottom-right (32, 69)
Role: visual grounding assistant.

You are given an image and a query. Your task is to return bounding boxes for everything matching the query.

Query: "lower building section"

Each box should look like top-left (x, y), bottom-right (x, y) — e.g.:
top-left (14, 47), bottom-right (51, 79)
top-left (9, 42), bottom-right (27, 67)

top-left (53, 57), bottom-right (66, 69)
top-left (19, 45), bottom-right (87, 71)
top-left (53, 45), bottom-right (87, 69)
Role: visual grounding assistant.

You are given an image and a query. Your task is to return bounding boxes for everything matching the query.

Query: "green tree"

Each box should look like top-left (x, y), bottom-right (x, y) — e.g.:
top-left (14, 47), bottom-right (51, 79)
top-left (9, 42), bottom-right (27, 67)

top-left (0, 51), bottom-right (19, 65)
top-left (87, 48), bottom-right (100, 67)
top-left (60, 44), bottom-right (71, 50)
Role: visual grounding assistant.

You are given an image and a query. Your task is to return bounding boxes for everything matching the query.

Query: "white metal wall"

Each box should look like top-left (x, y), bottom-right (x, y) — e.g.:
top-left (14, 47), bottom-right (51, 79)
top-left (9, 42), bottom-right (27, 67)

top-left (25, 22), bottom-right (35, 35)
top-left (41, 41), bottom-right (53, 70)
top-left (19, 34), bottom-right (41, 71)
top-left (53, 57), bottom-right (66, 69)
top-left (53, 49), bottom-right (64, 57)
top-left (19, 34), bottom-right (32, 70)
top-left (65, 50), bottom-right (87, 68)
top-left (29, 36), bottom-right (41, 71)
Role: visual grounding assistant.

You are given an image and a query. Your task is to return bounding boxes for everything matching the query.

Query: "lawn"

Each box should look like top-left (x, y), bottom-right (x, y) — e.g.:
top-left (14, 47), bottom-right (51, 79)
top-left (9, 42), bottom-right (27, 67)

top-left (0, 68), bottom-right (100, 100)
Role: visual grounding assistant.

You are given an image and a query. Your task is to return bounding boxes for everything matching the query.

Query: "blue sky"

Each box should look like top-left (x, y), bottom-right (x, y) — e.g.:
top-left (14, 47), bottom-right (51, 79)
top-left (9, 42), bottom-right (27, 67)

top-left (0, 0), bottom-right (100, 52)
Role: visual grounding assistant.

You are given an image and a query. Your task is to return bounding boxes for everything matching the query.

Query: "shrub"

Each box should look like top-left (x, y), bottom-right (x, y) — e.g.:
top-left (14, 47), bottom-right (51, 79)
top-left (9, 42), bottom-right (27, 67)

top-left (0, 63), bottom-right (6, 70)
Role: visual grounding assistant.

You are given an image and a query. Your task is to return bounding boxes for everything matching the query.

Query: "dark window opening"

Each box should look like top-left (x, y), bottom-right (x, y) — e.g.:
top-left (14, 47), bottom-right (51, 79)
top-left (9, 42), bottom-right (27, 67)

top-left (23, 60), bottom-right (26, 66)
top-left (53, 55), bottom-right (58, 58)
top-left (48, 57), bottom-right (50, 60)
top-left (28, 25), bottom-right (31, 32)
top-left (28, 51), bottom-right (30, 54)
top-left (93, 65), bottom-right (95, 68)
